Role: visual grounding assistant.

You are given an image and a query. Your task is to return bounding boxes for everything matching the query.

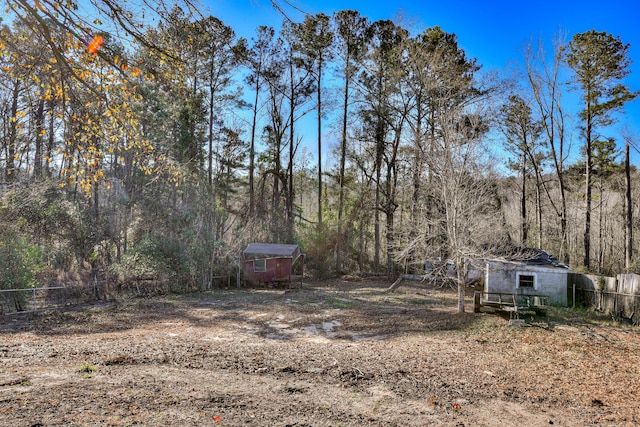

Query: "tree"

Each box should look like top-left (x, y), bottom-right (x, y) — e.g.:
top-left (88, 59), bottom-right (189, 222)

top-left (245, 26), bottom-right (275, 216)
top-left (296, 13), bottom-right (333, 232)
top-left (333, 10), bottom-right (369, 273)
top-left (566, 30), bottom-right (637, 270)
top-left (591, 137), bottom-right (619, 272)
top-left (394, 27), bottom-right (490, 313)
top-left (358, 19), bottom-right (407, 275)
top-left (279, 19), bottom-right (315, 239)
top-left (525, 35), bottom-right (571, 263)
top-left (195, 17), bottom-right (244, 186)
top-left (401, 27), bottom-right (482, 273)
top-left (622, 131), bottom-right (637, 272)
top-left (500, 94), bottom-right (543, 246)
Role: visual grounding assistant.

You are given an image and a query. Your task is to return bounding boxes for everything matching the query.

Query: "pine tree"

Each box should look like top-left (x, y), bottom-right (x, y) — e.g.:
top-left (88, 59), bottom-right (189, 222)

top-left (566, 30), bottom-right (637, 270)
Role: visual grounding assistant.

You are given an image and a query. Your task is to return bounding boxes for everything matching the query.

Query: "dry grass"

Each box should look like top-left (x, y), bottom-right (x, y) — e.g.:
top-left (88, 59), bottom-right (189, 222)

top-left (1, 278), bottom-right (639, 426)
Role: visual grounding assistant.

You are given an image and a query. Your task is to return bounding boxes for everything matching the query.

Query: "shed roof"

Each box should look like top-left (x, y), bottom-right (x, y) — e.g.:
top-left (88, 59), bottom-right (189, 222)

top-left (243, 243), bottom-right (302, 259)
top-left (490, 247), bottom-right (569, 270)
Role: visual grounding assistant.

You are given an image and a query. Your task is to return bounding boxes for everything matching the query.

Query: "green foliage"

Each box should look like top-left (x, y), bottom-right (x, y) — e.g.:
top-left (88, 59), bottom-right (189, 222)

top-left (78, 362), bottom-right (99, 378)
top-left (566, 31), bottom-right (636, 122)
top-left (0, 193), bottom-right (46, 290)
top-left (0, 236), bottom-right (44, 290)
top-left (78, 362), bottom-right (99, 373)
top-left (122, 234), bottom-right (190, 286)
top-left (0, 182), bottom-right (97, 270)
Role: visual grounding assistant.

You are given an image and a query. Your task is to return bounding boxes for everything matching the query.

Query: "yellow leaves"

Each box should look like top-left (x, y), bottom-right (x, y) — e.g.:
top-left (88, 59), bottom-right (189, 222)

top-left (35, 0), bottom-right (46, 13)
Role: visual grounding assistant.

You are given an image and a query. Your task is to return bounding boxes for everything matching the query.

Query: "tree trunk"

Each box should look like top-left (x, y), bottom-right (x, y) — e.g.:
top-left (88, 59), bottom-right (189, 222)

top-left (625, 142), bottom-right (633, 272)
top-left (336, 73), bottom-right (349, 273)
top-left (316, 59), bottom-right (323, 232)
top-left (6, 81), bottom-right (19, 184)
top-left (249, 65), bottom-right (261, 216)
top-left (358, 215), bottom-right (365, 272)
top-left (536, 179), bottom-right (542, 248)
top-left (521, 152), bottom-right (527, 245)
top-left (374, 172), bottom-right (381, 273)
top-left (386, 207), bottom-right (394, 279)
top-left (33, 97), bottom-right (45, 178)
top-left (208, 60), bottom-right (215, 186)
top-left (598, 178), bottom-right (604, 272)
top-left (409, 105), bottom-right (423, 274)
top-left (457, 261), bottom-right (465, 314)
top-left (287, 60), bottom-right (296, 240)
top-left (45, 99), bottom-right (56, 177)
top-left (583, 109), bottom-right (593, 270)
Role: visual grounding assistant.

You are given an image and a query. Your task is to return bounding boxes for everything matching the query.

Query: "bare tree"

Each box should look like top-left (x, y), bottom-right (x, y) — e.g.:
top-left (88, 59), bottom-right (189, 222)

top-left (524, 35), bottom-right (571, 263)
top-left (622, 130), bottom-right (639, 272)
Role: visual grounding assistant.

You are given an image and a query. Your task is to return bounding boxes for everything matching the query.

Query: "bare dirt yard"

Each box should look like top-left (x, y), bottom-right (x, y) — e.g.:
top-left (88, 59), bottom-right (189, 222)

top-left (1, 278), bottom-right (640, 426)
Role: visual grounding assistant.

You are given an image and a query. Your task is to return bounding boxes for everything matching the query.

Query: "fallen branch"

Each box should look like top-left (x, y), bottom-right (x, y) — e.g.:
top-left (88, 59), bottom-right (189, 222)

top-left (385, 274), bottom-right (425, 293)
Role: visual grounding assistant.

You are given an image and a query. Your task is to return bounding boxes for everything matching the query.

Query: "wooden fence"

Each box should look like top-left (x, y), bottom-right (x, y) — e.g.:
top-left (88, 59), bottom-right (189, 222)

top-left (569, 273), bottom-right (640, 324)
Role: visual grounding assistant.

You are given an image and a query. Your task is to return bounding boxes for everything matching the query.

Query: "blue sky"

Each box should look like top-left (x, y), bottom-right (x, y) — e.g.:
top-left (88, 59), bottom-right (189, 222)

top-left (204, 0), bottom-right (640, 79)
top-left (202, 0), bottom-right (640, 165)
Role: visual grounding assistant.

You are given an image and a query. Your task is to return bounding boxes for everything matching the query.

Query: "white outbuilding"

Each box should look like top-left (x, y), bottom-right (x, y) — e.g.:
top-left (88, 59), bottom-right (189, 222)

top-left (483, 249), bottom-right (570, 306)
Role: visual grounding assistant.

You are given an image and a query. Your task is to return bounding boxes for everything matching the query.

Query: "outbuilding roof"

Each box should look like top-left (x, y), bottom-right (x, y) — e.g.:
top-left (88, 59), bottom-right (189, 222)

top-left (243, 243), bottom-right (302, 260)
top-left (492, 247), bottom-right (570, 270)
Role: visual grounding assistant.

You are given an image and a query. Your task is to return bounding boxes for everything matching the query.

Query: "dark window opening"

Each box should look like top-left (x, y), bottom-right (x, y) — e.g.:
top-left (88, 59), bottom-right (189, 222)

top-left (518, 274), bottom-right (535, 288)
top-left (254, 259), bottom-right (266, 272)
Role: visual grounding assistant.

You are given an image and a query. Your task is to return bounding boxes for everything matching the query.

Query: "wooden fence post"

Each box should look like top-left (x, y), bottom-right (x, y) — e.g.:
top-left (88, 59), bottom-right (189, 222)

top-left (474, 291), bottom-right (481, 313)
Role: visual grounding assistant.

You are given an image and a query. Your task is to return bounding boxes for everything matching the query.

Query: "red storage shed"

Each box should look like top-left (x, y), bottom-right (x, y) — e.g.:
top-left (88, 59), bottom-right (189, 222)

top-left (242, 243), bottom-right (304, 286)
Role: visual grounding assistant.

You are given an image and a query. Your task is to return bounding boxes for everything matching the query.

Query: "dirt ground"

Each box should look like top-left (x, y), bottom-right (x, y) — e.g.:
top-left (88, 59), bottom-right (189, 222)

top-left (1, 278), bottom-right (640, 427)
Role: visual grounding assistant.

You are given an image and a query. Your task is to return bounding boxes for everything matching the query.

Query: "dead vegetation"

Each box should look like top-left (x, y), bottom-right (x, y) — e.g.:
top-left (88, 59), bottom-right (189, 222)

top-left (1, 279), bottom-right (639, 426)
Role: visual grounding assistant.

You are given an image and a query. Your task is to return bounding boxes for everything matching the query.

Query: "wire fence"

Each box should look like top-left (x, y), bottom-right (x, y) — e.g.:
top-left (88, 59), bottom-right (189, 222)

top-left (0, 275), bottom-right (238, 316)
top-left (0, 286), bottom-right (67, 315)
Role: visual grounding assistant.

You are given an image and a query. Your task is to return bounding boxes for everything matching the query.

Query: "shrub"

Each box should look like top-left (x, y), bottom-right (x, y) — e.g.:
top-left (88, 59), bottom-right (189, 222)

top-left (0, 234), bottom-right (45, 312)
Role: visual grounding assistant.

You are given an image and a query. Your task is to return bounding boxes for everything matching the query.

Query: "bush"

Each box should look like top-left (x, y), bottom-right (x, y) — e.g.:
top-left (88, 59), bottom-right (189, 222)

top-left (0, 235), bottom-right (45, 312)
top-left (0, 237), bottom-right (44, 290)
